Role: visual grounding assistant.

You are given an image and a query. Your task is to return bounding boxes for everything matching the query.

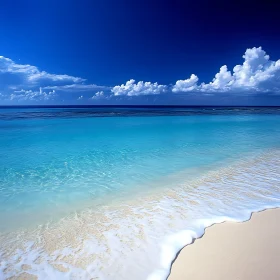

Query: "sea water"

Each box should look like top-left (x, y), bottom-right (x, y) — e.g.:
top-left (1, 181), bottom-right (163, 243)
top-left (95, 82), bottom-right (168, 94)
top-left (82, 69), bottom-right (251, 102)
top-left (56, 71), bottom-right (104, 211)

top-left (0, 107), bottom-right (280, 279)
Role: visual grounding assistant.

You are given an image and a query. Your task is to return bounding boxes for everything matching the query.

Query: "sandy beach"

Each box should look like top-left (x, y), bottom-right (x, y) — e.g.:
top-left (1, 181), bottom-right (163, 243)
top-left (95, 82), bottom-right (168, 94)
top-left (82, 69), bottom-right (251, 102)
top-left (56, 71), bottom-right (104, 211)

top-left (168, 208), bottom-right (280, 280)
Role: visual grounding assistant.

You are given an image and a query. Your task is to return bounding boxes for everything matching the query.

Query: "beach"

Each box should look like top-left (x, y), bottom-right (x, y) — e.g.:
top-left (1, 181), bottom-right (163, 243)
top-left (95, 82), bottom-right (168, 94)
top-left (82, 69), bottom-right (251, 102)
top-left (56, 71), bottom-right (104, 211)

top-left (1, 0), bottom-right (280, 276)
top-left (169, 208), bottom-right (280, 280)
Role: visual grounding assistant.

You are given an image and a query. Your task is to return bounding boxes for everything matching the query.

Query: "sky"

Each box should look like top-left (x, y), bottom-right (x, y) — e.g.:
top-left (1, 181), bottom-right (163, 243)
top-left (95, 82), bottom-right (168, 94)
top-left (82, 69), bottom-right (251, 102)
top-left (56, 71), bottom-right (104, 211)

top-left (0, 0), bottom-right (280, 105)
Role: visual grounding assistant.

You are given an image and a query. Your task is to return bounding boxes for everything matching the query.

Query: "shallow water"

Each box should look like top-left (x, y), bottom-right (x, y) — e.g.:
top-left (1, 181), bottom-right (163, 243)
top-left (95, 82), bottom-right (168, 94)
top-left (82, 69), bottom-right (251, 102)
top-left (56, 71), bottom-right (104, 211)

top-left (0, 107), bottom-right (280, 279)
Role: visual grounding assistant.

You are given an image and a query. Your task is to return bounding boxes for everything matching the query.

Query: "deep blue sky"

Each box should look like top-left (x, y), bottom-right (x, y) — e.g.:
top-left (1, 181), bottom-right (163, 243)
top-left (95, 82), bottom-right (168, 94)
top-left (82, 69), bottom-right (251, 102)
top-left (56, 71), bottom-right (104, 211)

top-left (1, 0), bottom-right (280, 105)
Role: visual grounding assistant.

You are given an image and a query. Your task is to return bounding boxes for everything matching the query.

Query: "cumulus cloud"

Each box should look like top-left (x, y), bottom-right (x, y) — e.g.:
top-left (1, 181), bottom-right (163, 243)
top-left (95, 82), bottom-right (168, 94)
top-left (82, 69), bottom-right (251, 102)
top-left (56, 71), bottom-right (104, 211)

top-left (201, 47), bottom-right (280, 92)
top-left (200, 65), bottom-right (234, 92)
top-left (230, 47), bottom-right (280, 92)
top-left (91, 91), bottom-right (104, 99)
top-left (111, 79), bottom-right (167, 96)
top-left (172, 74), bottom-right (199, 92)
top-left (173, 47), bottom-right (280, 93)
top-left (115, 48), bottom-right (280, 95)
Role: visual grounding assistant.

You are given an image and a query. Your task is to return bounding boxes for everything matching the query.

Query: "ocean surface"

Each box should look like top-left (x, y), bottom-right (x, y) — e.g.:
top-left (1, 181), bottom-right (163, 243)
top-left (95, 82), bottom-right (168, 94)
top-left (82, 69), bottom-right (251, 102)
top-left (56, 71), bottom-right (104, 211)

top-left (0, 106), bottom-right (280, 280)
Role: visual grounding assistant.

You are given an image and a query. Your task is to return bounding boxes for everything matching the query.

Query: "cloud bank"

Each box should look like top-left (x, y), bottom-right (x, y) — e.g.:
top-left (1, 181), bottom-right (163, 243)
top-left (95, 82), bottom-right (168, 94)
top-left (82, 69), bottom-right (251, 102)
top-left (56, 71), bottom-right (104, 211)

top-left (0, 56), bottom-right (105, 102)
top-left (10, 88), bottom-right (56, 101)
top-left (113, 47), bottom-right (280, 96)
top-left (1, 47), bottom-right (280, 103)
top-left (0, 56), bottom-right (85, 86)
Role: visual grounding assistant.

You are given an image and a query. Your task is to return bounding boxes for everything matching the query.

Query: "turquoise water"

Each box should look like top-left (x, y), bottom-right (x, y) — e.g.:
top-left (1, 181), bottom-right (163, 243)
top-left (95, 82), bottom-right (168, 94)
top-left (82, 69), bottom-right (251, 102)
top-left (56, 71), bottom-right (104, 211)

top-left (0, 107), bottom-right (280, 280)
top-left (1, 107), bottom-right (280, 228)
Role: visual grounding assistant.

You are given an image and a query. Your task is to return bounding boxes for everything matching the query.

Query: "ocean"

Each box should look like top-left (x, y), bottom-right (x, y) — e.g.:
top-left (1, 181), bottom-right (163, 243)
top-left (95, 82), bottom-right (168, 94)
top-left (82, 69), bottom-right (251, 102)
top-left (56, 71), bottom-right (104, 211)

top-left (0, 106), bottom-right (280, 280)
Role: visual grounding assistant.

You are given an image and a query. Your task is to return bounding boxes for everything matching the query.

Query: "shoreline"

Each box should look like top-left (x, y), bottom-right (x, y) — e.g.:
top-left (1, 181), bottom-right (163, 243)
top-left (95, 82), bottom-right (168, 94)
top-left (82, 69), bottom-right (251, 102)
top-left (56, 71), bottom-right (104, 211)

top-left (1, 150), bottom-right (280, 280)
top-left (1, 149), bottom-right (280, 279)
top-left (168, 207), bottom-right (280, 280)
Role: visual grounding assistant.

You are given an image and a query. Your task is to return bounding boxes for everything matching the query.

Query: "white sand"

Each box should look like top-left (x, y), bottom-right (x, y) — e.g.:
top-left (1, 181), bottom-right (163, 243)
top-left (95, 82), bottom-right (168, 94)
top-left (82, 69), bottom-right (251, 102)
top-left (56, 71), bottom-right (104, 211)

top-left (168, 208), bottom-right (280, 280)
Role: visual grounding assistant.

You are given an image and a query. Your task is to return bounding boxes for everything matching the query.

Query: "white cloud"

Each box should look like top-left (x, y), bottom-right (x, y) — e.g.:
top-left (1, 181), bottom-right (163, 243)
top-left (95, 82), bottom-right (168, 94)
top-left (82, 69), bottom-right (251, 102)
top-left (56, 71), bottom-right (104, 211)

top-left (172, 74), bottom-right (199, 92)
top-left (173, 47), bottom-right (280, 93)
top-left (200, 65), bottom-right (234, 92)
top-left (95, 90), bottom-right (104, 97)
top-left (91, 91), bottom-right (104, 99)
top-left (111, 79), bottom-right (167, 96)
top-left (1, 46), bottom-right (279, 103)
top-left (232, 47), bottom-right (270, 88)
top-left (0, 56), bottom-right (85, 86)
top-left (0, 55), bottom-right (106, 102)
top-left (230, 47), bottom-right (280, 92)
top-left (43, 84), bottom-right (106, 92)
top-left (10, 88), bottom-right (56, 101)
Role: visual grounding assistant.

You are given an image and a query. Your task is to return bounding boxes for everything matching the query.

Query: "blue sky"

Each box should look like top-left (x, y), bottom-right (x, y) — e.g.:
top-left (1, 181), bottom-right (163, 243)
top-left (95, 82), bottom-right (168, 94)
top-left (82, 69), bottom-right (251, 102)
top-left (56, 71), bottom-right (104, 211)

top-left (1, 0), bottom-right (280, 105)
